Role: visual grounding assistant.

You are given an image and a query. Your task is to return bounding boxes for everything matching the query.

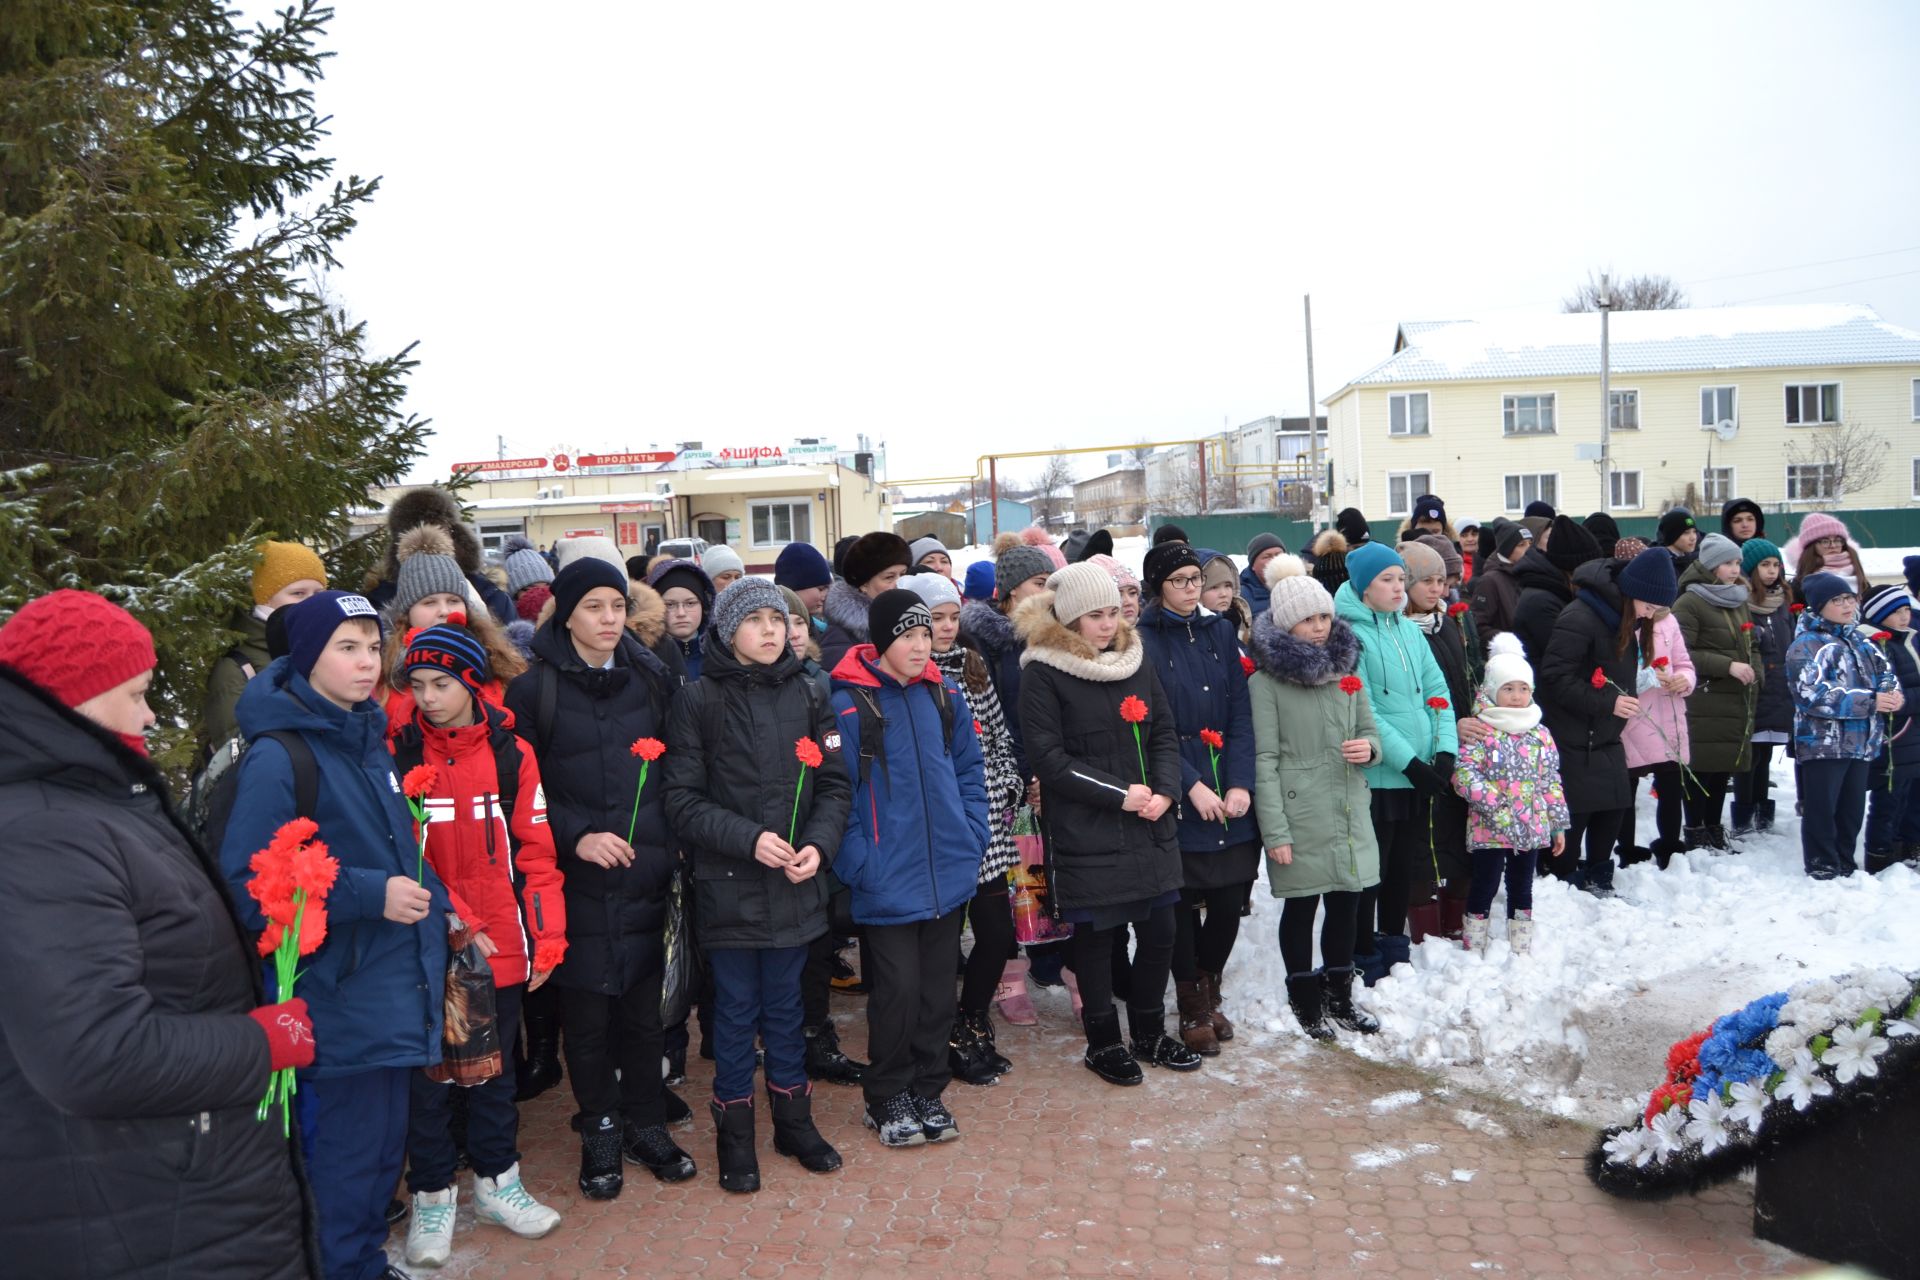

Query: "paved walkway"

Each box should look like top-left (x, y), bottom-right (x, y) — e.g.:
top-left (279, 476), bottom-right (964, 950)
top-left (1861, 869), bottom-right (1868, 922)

top-left (395, 987), bottom-right (1809, 1278)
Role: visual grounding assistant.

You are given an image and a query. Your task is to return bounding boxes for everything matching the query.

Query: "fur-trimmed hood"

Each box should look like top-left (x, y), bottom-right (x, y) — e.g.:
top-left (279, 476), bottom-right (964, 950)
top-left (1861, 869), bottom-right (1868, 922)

top-left (375, 486), bottom-right (483, 581)
top-left (821, 578), bottom-right (871, 642)
top-left (1012, 591), bottom-right (1143, 682)
top-left (1249, 611), bottom-right (1360, 687)
top-left (959, 598), bottom-right (1015, 657)
top-left (533, 579), bottom-right (667, 648)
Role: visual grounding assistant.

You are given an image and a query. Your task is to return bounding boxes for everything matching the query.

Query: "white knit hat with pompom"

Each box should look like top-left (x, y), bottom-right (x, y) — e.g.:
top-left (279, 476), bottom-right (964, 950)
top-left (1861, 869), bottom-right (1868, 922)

top-left (1264, 554), bottom-right (1334, 633)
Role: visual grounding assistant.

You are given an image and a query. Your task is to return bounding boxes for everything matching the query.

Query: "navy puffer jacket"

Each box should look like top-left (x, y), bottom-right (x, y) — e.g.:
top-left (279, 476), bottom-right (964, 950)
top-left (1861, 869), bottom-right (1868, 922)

top-left (1134, 601), bottom-right (1257, 852)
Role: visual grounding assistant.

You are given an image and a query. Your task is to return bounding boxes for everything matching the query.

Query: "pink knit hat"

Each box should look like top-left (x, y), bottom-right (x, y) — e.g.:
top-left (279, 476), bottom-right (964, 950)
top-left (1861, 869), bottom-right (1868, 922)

top-left (1020, 525), bottom-right (1067, 570)
top-left (1086, 553), bottom-right (1139, 591)
top-left (1795, 512), bottom-right (1850, 546)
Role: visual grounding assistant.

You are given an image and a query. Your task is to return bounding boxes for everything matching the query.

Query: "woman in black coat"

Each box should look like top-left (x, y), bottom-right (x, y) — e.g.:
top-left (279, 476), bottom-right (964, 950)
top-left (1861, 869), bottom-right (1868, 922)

top-left (1732, 542), bottom-right (1794, 834)
top-left (1536, 551), bottom-right (1681, 894)
top-left (502, 559), bottom-right (691, 1198)
top-left (1016, 564), bottom-right (1200, 1085)
top-left (0, 596), bottom-right (316, 1280)
top-left (1400, 539), bottom-right (1480, 938)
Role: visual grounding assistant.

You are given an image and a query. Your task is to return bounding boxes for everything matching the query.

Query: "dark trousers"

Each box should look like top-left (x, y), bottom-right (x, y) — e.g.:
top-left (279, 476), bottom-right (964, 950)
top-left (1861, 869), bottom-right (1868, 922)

top-left (1683, 769), bottom-right (1732, 831)
top-left (298, 1066), bottom-right (410, 1280)
top-left (707, 944), bottom-right (808, 1099)
top-left (1799, 758), bottom-right (1869, 876)
top-left (959, 883), bottom-right (1015, 1013)
top-left (801, 930), bottom-right (834, 1027)
top-left (1732, 744), bottom-right (1779, 825)
top-left (1277, 891), bottom-right (1361, 976)
top-left (560, 963), bottom-right (665, 1127)
top-left (1170, 882), bottom-right (1250, 982)
top-left (1065, 902), bottom-right (1176, 1024)
top-left (1466, 849), bottom-right (1539, 917)
top-left (1361, 806), bottom-right (1428, 938)
top-left (1623, 763), bottom-right (1683, 854)
top-left (863, 907), bottom-right (966, 1104)
top-left (1567, 807), bottom-right (1627, 889)
top-left (409, 983), bottom-right (522, 1190)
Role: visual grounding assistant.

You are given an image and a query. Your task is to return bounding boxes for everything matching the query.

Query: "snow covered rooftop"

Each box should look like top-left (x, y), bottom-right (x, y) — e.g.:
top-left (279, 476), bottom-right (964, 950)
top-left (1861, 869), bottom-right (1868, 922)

top-left (1338, 303), bottom-right (1920, 390)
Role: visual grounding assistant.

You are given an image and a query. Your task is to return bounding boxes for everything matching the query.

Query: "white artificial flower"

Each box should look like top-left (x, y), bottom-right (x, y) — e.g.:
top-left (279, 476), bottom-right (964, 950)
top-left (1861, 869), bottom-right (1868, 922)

top-left (1684, 1092), bottom-right (1733, 1155)
top-left (1780, 999), bottom-right (1835, 1030)
top-left (1822, 1022), bottom-right (1889, 1085)
top-left (1831, 987), bottom-right (1872, 1023)
top-left (1764, 1025), bottom-right (1810, 1067)
top-left (1788, 977), bottom-right (1839, 1004)
top-left (1774, 1050), bottom-right (1834, 1112)
top-left (1726, 1080), bottom-right (1770, 1135)
top-left (1886, 1017), bottom-right (1917, 1040)
top-left (1603, 1127), bottom-right (1654, 1167)
top-left (1649, 1107), bottom-right (1689, 1161)
top-left (1859, 969), bottom-right (1911, 1004)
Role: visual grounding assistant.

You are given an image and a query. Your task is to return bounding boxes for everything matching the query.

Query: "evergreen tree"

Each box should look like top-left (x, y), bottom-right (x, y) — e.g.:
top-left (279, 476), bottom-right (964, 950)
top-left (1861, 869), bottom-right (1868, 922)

top-left (0, 1), bottom-right (428, 765)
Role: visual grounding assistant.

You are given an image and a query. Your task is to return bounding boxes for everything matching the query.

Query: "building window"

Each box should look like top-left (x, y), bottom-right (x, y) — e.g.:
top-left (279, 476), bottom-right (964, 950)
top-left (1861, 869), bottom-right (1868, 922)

top-left (1389, 392), bottom-right (1431, 437)
top-left (1386, 471), bottom-right (1433, 518)
top-left (1609, 389), bottom-right (1640, 431)
top-left (1700, 385), bottom-right (1737, 428)
top-left (1785, 383), bottom-right (1841, 426)
top-left (1502, 393), bottom-right (1556, 436)
top-left (1702, 467), bottom-right (1735, 505)
top-left (1504, 473), bottom-right (1558, 512)
top-left (1608, 470), bottom-right (1642, 511)
top-left (1912, 377), bottom-right (1919, 420)
top-left (1785, 464), bottom-right (1837, 503)
top-left (476, 519), bottom-right (527, 556)
top-left (748, 499), bottom-right (812, 547)
top-left (1912, 457), bottom-right (1920, 500)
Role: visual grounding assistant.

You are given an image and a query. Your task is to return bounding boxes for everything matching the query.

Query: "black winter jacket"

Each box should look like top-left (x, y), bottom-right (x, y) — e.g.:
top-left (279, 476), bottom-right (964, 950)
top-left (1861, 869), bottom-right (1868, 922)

top-left (1510, 547), bottom-right (1575, 665)
top-left (1875, 629), bottom-right (1920, 775)
top-left (503, 621), bottom-right (680, 995)
top-left (662, 643), bottom-right (853, 950)
top-left (0, 667), bottom-right (314, 1280)
top-left (961, 599), bottom-right (1029, 778)
top-left (1537, 559), bottom-right (1638, 814)
top-left (1468, 555), bottom-right (1522, 656)
top-left (1749, 598), bottom-right (1795, 736)
top-left (1015, 598), bottom-right (1184, 912)
top-left (1134, 602), bottom-right (1257, 853)
top-left (1410, 611), bottom-right (1473, 882)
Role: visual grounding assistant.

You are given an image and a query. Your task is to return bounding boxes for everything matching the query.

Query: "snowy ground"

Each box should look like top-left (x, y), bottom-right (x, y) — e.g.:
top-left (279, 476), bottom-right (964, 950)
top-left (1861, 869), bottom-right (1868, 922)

top-left (948, 533), bottom-right (1920, 1129)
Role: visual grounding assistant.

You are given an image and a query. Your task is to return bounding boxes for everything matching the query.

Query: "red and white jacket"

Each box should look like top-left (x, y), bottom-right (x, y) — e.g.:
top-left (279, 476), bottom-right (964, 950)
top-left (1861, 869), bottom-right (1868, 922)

top-left (393, 699), bottom-right (567, 987)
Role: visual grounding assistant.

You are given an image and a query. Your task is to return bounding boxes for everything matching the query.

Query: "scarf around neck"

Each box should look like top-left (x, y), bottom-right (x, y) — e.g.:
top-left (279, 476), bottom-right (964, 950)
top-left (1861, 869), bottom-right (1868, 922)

top-left (1478, 701), bottom-right (1542, 734)
top-left (1408, 608), bottom-right (1444, 636)
top-left (1686, 580), bottom-right (1749, 608)
top-left (1749, 583), bottom-right (1787, 617)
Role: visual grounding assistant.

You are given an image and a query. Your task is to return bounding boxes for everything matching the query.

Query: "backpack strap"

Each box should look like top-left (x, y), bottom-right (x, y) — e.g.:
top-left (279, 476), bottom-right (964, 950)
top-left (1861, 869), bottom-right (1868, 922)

top-left (490, 726), bottom-right (522, 834)
top-left (848, 686), bottom-right (886, 789)
top-left (534, 661), bottom-right (558, 753)
top-left (227, 648), bottom-right (256, 682)
top-left (255, 730), bottom-right (318, 822)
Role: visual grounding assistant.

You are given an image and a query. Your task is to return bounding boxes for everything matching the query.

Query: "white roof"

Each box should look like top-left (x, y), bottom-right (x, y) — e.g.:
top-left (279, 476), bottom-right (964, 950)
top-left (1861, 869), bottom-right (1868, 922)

top-left (1336, 303), bottom-right (1920, 391)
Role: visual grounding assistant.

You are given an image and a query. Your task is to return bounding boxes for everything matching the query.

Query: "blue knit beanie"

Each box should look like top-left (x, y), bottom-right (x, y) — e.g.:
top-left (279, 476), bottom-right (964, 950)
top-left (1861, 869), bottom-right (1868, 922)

top-left (282, 591), bottom-right (380, 681)
top-left (1800, 572), bottom-right (1855, 618)
top-left (963, 560), bottom-right (996, 602)
top-left (1344, 541), bottom-right (1406, 598)
top-left (402, 623), bottom-right (493, 701)
top-left (1617, 547), bottom-right (1680, 608)
top-left (774, 541), bottom-right (831, 591)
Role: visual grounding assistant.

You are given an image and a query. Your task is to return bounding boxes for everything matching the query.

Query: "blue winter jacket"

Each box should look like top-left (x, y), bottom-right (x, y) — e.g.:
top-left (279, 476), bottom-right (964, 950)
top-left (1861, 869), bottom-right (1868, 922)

top-left (1239, 563), bottom-right (1271, 620)
top-left (829, 647), bottom-right (990, 926)
top-left (1135, 601), bottom-right (1258, 852)
top-left (1786, 615), bottom-right (1897, 762)
top-left (218, 660), bottom-right (450, 1077)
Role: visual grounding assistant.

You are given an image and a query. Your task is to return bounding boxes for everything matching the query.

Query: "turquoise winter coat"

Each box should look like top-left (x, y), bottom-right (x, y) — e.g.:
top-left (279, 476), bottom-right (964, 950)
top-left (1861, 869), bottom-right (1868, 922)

top-left (1332, 581), bottom-right (1458, 789)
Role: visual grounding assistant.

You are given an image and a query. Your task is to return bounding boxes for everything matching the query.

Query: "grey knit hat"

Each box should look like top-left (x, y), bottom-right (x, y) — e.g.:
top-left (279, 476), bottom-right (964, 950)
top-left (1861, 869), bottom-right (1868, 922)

top-left (902, 570), bottom-right (961, 612)
top-left (1695, 532), bottom-right (1741, 572)
top-left (1045, 562), bottom-right (1120, 626)
top-left (702, 544), bottom-right (745, 580)
top-left (1263, 554), bottom-right (1335, 633)
top-left (909, 535), bottom-right (950, 567)
top-left (996, 542), bottom-right (1055, 600)
top-left (710, 576), bottom-right (789, 649)
top-left (393, 526), bottom-right (469, 616)
top-left (503, 535), bottom-right (553, 596)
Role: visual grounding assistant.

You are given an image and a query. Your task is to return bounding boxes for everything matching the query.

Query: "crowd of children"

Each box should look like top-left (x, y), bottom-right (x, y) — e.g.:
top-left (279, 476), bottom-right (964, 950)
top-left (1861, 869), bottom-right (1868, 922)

top-left (1, 485), bottom-right (1915, 1278)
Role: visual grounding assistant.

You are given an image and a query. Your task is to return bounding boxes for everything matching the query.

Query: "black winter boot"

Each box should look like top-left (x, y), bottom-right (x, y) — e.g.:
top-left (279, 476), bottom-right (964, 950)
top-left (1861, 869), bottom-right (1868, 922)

top-left (575, 1112), bottom-right (624, 1200)
top-left (1707, 824), bottom-right (1737, 852)
top-left (947, 1015), bottom-right (1000, 1087)
top-left (1127, 1007), bottom-right (1204, 1072)
top-left (1681, 825), bottom-right (1710, 852)
top-left (710, 1098), bottom-right (761, 1194)
top-left (1728, 803), bottom-right (1756, 838)
top-left (1081, 1008), bottom-right (1142, 1086)
top-left (804, 1021), bottom-right (867, 1085)
top-left (768, 1081), bottom-right (842, 1172)
top-left (1286, 974), bottom-right (1334, 1041)
top-left (966, 1008), bottom-right (1011, 1075)
top-left (1321, 966), bottom-right (1381, 1034)
top-left (1865, 848), bottom-right (1897, 875)
top-left (512, 984), bottom-right (564, 1102)
top-left (623, 1120), bottom-right (697, 1182)
top-left (1756, 800), bottom-right (1777, 832)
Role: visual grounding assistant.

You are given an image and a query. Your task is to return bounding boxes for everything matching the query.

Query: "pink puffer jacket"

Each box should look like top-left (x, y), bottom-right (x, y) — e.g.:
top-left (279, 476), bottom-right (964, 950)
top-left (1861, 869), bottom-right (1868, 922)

top-left (1621, 611), bottom-right (1696, 769)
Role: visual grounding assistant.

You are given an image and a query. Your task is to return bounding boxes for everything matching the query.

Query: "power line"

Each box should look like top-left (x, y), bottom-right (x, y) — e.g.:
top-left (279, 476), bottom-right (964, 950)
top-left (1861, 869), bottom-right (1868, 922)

top-left (1728, 266), bottom-right (1920, 304)
top-left (1682, 244), bottom-right (1920, 287)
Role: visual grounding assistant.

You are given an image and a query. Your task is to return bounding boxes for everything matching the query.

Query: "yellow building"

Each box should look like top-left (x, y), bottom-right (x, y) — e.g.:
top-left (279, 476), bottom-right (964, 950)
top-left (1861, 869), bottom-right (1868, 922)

top-left (365, 451), bottom-right (890, 572)
top-left (1322, 304), bottom-right (1920, 523)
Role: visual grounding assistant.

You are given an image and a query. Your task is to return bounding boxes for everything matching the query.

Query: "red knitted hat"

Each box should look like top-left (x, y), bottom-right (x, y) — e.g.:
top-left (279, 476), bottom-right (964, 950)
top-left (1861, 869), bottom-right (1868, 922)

top-left (0, 589), bottom-right (157, 709)
top-left (515, 581), bottom-right (552, 623)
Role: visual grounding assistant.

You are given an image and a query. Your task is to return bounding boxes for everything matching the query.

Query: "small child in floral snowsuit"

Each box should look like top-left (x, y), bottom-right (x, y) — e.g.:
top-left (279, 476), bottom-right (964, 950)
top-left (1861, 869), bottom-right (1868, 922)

top-left (1451, 640), bottom-right (1570, 953)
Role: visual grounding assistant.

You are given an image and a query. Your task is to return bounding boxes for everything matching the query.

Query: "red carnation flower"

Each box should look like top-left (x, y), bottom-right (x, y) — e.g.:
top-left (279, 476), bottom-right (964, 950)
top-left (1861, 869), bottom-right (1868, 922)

top-left (402, 764), bottom-right (438, 800)
top-left (1199, 727), bottom-right (1224, 749)
top-left (1426, 696), bottom-right (1449, 711)
top-left (1651, 656), bottom-right (1669, 670)
top-left (1240, 654), bottom-right (1256, 676)
top-left (1590, 667), bottom-right (1607, 689)
top-left (1872, 630), bottom-right (1893, 643)
top-left (1446, 601), bottom-right (1469, 617)
top-left (1791, 603), bottom-right (1806, 614)
top-left (1119, 695), bottom-right (1149, 724)
top-left (1740, 621), bottom-right (1754, 632)
top-left (794, 737), bottom-right (824, 769)
top-left (1339, 675), bottom-right (1363, 696)
top-left (630, 737), bottom-right (666, 762)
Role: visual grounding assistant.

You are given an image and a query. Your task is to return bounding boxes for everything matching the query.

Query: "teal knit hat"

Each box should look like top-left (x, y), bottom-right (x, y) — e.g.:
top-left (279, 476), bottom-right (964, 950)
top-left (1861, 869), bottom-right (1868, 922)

top-left (1344, 540), bottom-right (1407, 598)
top-left (1740, 537), bottom-right (1783, 577)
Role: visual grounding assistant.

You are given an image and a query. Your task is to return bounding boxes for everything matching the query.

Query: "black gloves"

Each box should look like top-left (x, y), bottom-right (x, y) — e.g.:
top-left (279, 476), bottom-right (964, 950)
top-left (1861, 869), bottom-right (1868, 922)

top-left (1403, 752), bottom-right (1456, 798)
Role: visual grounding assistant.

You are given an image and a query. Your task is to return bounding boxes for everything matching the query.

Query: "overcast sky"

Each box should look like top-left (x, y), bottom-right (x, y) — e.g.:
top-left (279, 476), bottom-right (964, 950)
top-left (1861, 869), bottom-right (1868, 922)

top-left (297, 1), bottom-right (1920, 489)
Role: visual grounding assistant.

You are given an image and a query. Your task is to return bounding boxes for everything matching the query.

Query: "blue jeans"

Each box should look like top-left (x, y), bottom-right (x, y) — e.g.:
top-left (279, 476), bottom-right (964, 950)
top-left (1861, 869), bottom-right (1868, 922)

top-left (1800, 757), bottom-right (1868, 876)
top-left (706, 944), bottom-right (809, 1100)
top-left (407, 982), bottom-right (522, 1190)
top-left (298, 1066), bottom-right (411, 1280)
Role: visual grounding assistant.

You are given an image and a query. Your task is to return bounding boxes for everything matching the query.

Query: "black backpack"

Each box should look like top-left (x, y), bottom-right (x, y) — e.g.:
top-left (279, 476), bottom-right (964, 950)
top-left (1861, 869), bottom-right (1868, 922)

top-left (189, 730), bottom-right (319, 858)
top-left (837, 679), bottom-right (955, 789)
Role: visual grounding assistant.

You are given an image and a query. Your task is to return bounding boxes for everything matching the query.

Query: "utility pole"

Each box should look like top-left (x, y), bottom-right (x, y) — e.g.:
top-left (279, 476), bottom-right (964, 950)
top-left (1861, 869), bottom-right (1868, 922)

top-left (1598, 273), bottom-right (1612, 512)
top-left (1305, 294), bottom-right (1321, 530)
top-left (498, 433), bottom-right (506, 462)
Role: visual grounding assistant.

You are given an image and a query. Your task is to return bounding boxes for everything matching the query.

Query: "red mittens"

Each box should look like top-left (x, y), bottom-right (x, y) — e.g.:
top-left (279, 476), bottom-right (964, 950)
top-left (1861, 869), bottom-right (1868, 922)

top-left (248, 997), bottom-right (316, 1072)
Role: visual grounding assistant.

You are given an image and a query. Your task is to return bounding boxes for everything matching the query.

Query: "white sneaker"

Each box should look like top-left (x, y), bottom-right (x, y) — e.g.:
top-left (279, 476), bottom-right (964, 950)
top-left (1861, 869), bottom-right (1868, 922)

top-left (1508, 910), bottom-right (1534, 955)
top-left (473, 1162), bottom-right (562, 1239)
top-left (405, 1187), bottom-right (456, 1267)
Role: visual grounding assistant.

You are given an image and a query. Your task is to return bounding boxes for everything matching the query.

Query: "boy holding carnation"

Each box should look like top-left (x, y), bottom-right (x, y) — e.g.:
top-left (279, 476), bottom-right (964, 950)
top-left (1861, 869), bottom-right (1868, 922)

top-left (219, 592), bottom-right (451, 1280)
top-left (390, 622), bottom-right (570, 1264)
